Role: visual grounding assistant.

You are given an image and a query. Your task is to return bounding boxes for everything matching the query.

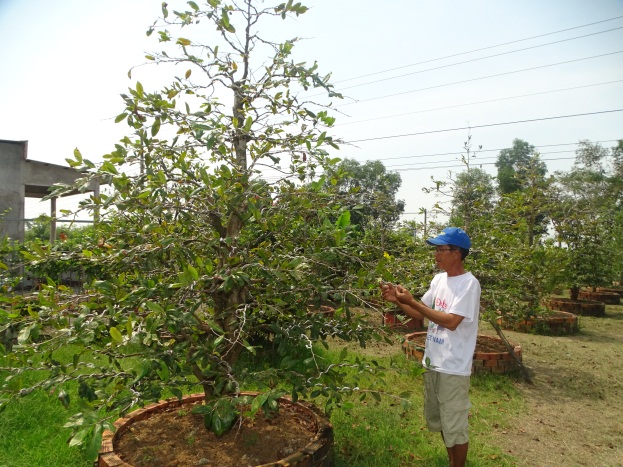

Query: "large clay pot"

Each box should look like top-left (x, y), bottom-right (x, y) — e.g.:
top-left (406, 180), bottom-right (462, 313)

top-left (496, 311), bottom-right (579, 336)
top-left (402, 332), bottom-right (522, 375)
top-left (578, 290), bottom-right (620, 305)
top-left (548, 297), bottom-right (606, 317)
top-left (596, 287), bottom-right (623, 297)
top-left (98, 392), bottom-right (334, 467)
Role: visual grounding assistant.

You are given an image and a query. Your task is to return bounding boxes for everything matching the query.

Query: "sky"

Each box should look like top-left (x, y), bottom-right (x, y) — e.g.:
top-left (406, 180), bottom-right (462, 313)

top-left (1, 0), bottom-right (622, 225)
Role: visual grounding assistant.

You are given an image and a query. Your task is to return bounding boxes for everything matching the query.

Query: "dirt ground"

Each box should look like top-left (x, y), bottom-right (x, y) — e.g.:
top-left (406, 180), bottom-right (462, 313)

top-left (477, 304), bottom-right (623, 467)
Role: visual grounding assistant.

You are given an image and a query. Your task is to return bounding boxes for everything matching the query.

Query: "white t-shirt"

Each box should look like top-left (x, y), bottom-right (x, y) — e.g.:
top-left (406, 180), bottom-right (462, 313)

top-left (420, 271), bottom-right (481, 376)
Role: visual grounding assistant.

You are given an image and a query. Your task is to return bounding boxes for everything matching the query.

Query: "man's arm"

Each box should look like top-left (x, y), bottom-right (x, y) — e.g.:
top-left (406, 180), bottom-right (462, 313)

top-left (380, 283), bottom-right (465, 331)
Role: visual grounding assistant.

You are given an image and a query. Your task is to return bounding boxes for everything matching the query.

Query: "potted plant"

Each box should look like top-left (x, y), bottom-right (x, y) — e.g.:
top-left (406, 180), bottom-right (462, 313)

top-left (0, 2), bottom-right (394, 464)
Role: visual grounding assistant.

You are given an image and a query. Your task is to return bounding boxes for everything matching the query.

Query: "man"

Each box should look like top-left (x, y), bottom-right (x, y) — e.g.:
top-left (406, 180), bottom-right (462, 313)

top-left (380, 227), bottom-right (481, 467)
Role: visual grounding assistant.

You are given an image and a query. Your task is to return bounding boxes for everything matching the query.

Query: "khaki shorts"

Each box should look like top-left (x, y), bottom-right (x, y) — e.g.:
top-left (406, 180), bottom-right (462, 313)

top-left (423, 370), bottom-right (471, 447)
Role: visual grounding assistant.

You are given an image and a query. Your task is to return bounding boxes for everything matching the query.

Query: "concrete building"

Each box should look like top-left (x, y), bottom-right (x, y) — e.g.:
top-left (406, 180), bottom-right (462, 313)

top-left (0, 139), bottom-right (100, 243)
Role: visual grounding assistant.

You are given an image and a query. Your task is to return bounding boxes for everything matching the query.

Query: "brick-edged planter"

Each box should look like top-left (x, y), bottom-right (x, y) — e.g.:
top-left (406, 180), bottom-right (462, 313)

top-left (98, 392), bottom-right (334, 467)
top-left (496, 311), bottom-right (579, 336)
top-left (402, 332), bottom-right (522, 375)
top-left (596, 287), bottom-right (623, 297)
top-left (578, 290), bottom-right (621, 305)
top-left (548, 297), bottom-right (606, 317)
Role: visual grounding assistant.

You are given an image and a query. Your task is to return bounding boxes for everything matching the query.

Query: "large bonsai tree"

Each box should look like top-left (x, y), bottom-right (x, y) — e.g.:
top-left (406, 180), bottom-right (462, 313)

top-left (0, 1), bottom-right (391, 459)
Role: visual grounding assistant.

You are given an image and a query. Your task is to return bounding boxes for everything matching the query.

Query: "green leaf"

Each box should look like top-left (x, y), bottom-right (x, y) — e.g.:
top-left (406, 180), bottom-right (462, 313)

top-left (336, 210), bottom-right (351, 228)
top-left (68, 427), bottom-right (90, 447)
top-left (243, 116), bottom-right (253, 132)
top-left (188, 1), bottom-right (199, 11)
top-left (185, 69), bottom-right (192, 79)
top-left (86, 425), bottom-right (104, 462)
top-left (157, 361), bottom-right (170, 381)
top-left (0, 262), bottom-right (7, 270)
top-left (109, 327), bottom-right (123, 343)
top-left (101, 161), bottom-right (118, 174)
top-left (115, 113), bottom-right (128, 123)
top-left (220, 9), bottom-right (235, 33)
top-left (151, 117), bottom-right (161, 136)
top-left (146, 301), bottom-right (165, 314)
top-left (58, 389), bottom-right (70, 408)
top-left (78, 382), bottom-right (97, 402)
top-left (250, 393), bottom-right (269, 416)
top-left (26, 305), bottom-right (38, 319)
top-left (187, 265), bottom-right (199, 280)
top-left (17, 324), bottom-right (34, 344)
top-left (316, 131), bottom-right (326, 147)
top-left (93, 280), bottom-right (114, 294)
top-left (30, 242), bottom-right (47, 258)
top-left (178, 37), bottom-right (191, 46)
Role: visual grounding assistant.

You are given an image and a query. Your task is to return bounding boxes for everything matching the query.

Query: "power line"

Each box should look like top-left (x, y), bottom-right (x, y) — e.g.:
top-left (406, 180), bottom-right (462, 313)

top-left (339, 50), bottom-right (623, 106)
top-left (333, 15), bottom-right (623, 84)
top-left (384, 150), bottom-right (576, 169)
top-left (337, 80), bottom-right (623, 127)
top-left (333, 26), bottom-right (623, 93)
top-left (350, 109), bottom-right (623, 143)
top-left (250, 138), bottom-right (623, 184)
top-left (363, 140), bottom-right (621, 163)
top-left (392, 155), bottom-right (578, 173)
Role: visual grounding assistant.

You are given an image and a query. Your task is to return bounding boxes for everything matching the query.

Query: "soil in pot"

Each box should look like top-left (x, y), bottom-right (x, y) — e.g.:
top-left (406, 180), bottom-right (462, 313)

top-left (101, 394), bottom-right (333, 467)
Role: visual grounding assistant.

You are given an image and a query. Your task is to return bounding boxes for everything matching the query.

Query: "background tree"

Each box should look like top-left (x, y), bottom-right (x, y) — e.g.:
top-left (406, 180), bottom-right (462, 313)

top-left (495, 139), bottom-right (549, 241)
top-left (495, 138), bottom-right (546, 195)
top-left (610, 140), bottom-right (623, 282)
top-left (327, 158), bottom-right (405, 249)
top-left (327, 158), bottom-right (404, 228)
top-left (550, 140), bottom-right (620, 299)
top-left (448, 167), bottom-right (495, 230)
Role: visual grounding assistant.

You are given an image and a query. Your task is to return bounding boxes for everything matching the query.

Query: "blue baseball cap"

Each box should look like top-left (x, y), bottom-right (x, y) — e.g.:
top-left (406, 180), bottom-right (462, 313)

top-left (426, 227), bottom-right (471, 250)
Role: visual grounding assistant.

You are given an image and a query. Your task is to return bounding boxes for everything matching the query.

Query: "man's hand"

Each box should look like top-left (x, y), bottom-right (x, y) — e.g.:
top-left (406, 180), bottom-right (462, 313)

top-left (380, 282), bottom-right (398, 304)
top-left (394, 285), bottom-right (415, 305)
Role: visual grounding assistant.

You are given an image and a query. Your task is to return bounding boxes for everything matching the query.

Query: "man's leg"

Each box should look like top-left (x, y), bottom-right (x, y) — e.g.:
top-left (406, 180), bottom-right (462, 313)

top-left (437, 374), bottom-right (471, 466)
top-left (442, 433), bottom-right (454, 465)
top-left (449, 442), bottom-right (468, 467)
